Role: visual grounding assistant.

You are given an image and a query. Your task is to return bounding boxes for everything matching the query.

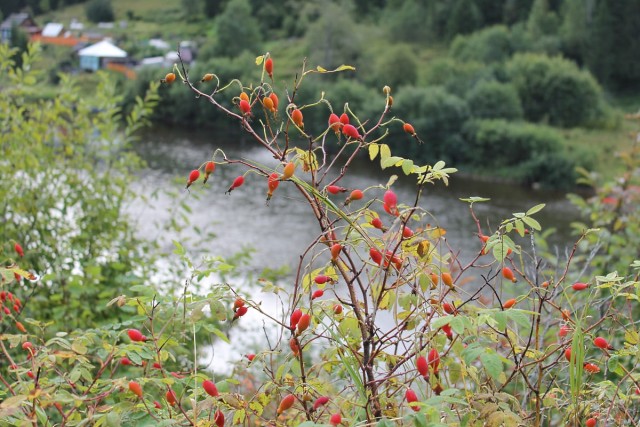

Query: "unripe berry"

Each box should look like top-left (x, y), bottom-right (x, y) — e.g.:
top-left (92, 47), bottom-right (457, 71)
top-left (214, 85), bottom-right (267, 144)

top-left (282, 162), bottom-right (295, 180)
top-left (262, 96), bottom-right (275, 112)
top-left (162, 72), bottom-right (176, 84)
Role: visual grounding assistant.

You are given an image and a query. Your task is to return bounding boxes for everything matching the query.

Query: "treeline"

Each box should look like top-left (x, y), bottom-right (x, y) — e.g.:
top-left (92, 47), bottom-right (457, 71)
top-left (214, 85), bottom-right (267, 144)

top-left (120, 0), bottom-right (640, 188)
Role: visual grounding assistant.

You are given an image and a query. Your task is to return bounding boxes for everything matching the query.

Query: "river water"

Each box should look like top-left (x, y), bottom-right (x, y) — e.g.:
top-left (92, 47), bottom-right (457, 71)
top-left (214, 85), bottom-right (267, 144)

top-left (133, 127), bottom-right (581, 269)
top-left (130, 128), bottom-right (584, 371)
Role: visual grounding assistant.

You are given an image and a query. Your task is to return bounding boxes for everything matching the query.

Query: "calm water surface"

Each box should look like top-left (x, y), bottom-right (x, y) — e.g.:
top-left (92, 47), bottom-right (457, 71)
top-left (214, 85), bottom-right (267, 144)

top-left (131, 128), bottom-right (584, 370)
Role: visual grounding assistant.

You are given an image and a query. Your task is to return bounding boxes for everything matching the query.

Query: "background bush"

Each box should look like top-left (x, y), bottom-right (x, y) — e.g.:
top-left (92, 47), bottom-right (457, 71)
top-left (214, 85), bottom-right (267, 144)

top-left (466, 80), bottom-right (523, 120)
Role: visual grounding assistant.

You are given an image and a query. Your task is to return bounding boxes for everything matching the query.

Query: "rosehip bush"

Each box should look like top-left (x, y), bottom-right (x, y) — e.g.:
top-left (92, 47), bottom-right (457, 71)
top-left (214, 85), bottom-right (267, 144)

top-left (2, 44), bottom-right (640, 427)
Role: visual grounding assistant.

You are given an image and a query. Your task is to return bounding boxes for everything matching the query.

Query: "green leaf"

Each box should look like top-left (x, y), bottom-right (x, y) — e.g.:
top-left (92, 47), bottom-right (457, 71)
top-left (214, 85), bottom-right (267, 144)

top-left (377, 419), bottom-right (394, 427)
top-left (459, 196), bottom-right (491, 203)
top-left (522, 216), bottom-right (541, 231)
top-left (480, 352), bottom-right (503, 381)
top-left (401, 159), bottom-right (414, 175)
top-left (462, 343), bottom-right (485, 366)
top-left (607, 355), bottom-right (624, 376)
top-left (381, 156), bottom-right (403, 169)
top-left (526, 203), bottom-right (545, 216)
top-left (369, 143), bottom-right (379, 161)
top-left (493, 311), bottom-right (507, 330)
top-left (431, 315), bottom-right (454, 330)
top-left (449, 316), bottom-right (466, 334)
top-left (505, 310), bottom-right (531, 329)
top-left (379, 144), bottom-right (391, 162)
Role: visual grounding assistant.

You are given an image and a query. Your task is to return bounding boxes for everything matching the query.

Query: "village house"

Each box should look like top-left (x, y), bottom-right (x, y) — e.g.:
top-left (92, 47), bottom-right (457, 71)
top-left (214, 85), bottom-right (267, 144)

top-left (1, 12), bottom-right (40, 43)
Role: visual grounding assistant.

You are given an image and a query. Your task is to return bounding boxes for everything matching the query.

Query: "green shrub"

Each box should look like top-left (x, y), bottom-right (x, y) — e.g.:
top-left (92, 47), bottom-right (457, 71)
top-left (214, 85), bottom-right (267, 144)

top-left (391, 86), bottom-right (470, 164)
top-left (421, 57), bottom-right (496, 97)
top-left (451, 25), bottom-right (513, 63)
top-left (462, 119), bottom-right (584, 188)
top-left (85, 0), bottom-right (115, 23)
top-left (370, 43), bottom-right (418, 89)
top-left (467, 80), bottom-right (523, 120)
top-left (506, 53), bottom-right (605, 128)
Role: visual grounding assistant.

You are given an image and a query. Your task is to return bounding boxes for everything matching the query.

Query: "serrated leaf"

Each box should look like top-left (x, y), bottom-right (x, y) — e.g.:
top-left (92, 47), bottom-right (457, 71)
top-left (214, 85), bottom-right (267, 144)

top-left (431, 315), bottom-right (454, 330)
top-left (462, 344), bottom-right (485, 366)
top-left (369, 143), bottom-right (379, 161)
top-left (526, 203), bottom-right (545, 216)
top-left (449, 316), bottom-right (466, 334)
top-left (505, 310), bottom-right (531, 329)
top-left (480, 353), bottom-right (503, 381)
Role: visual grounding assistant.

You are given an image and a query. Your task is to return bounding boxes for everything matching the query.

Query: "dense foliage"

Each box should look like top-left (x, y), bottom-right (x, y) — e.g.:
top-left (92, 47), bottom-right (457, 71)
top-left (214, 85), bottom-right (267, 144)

top-left (2, 41), bottom-right (640, 426)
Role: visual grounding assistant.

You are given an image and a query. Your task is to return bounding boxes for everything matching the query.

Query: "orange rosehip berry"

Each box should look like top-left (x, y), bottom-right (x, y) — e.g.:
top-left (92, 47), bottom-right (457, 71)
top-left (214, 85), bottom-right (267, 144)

top-left (291, 108), bottom-right (304, 129)
top-left (265, 57), bottom-right (273, 79)
top-left (403, 123), bottom-right (416, 135)
top-left (162, 72), bottom-right (176, 84)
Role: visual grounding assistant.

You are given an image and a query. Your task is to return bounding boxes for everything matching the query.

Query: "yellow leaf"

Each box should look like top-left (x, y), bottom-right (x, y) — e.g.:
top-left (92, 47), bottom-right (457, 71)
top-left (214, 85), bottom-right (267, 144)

top-left (255, 56), bottom-right (264, 65)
